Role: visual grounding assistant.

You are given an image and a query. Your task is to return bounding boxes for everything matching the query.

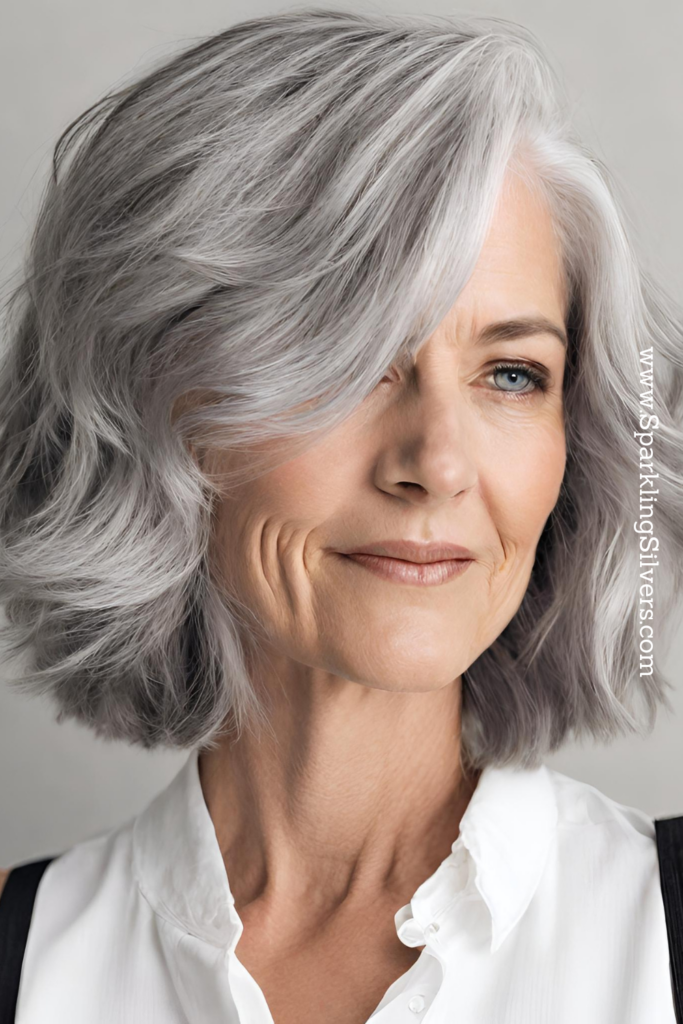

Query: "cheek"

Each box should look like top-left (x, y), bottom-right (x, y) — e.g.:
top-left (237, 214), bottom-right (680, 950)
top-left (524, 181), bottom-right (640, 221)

top-left (210, 447), bottom-right (347, 609)
top-left (486, 419), bottom-right (566, 551)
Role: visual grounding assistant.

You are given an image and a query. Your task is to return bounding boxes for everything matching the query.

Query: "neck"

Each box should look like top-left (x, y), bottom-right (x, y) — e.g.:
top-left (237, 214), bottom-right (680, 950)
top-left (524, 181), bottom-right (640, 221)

top-left (198, 657), bottom-right (480, 928)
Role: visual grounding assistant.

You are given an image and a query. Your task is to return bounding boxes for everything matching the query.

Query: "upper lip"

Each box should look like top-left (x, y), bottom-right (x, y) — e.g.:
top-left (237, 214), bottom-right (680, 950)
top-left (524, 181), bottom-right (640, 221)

top-left (341, 540), bottom-right (476, 563)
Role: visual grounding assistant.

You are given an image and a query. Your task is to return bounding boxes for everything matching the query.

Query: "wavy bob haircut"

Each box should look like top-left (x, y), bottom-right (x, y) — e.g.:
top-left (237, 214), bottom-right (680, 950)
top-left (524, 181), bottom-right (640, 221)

top-left (1, 8), bottom-right (682, 770)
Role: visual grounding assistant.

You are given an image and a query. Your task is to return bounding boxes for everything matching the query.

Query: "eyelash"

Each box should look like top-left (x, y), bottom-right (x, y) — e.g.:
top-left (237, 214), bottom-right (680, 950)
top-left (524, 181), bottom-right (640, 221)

top-left (488, 361), bottom-right (550, 397)
top-left (378, 361), bottom-right (552, 399)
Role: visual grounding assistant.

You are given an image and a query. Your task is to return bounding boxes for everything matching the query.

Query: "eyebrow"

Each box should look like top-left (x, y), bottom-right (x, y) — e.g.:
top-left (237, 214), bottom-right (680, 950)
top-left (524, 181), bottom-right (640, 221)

top-left (476, 316), bottom-right (568, 350)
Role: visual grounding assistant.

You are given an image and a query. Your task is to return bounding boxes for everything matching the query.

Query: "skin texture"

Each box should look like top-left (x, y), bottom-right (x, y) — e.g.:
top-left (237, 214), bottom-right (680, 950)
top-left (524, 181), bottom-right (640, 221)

top-left (194, 166), bottom-right (569, 1024)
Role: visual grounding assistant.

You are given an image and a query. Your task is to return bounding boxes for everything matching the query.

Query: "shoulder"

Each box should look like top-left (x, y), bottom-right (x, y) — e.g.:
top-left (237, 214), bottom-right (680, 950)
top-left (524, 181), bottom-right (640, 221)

top-left (546, 766), bottom-right (655, 842)
top-left (11, 818), bottom-right (138, 964)
top-left (10, 819), bottom-right (159, 1021)
top-left (0, 827), bottom-right (127, 905)
top-left (543, 766), bottom-right (660, 905)
top-left (530, 769), bottom-right (675, 1015)
top-left (38, 819), bottom-right (137, 921)
top-left (538, 768), bottom-right (673, 958)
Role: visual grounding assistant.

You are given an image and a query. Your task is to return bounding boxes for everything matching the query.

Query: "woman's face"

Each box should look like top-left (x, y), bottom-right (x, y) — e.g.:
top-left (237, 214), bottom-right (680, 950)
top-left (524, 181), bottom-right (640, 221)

top-left (205, 169), bottom-right (568, 693)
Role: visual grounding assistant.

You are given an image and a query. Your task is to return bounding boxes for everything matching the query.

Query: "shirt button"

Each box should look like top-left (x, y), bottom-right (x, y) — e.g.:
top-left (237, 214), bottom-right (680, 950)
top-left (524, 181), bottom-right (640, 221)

top-left (425, 921), bottom-right (440, 936)
top-left (408, 994), bottom-right (426, 1013)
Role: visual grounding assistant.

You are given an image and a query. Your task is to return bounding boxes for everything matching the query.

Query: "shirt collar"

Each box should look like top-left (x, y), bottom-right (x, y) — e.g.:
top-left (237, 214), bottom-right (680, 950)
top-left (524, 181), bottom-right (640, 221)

top-left (456, 760), bottom-right (558, 952)
top-left (132, 748), bottom-right (558, 955)
top-left (133, 747), bottom-right (239, 948)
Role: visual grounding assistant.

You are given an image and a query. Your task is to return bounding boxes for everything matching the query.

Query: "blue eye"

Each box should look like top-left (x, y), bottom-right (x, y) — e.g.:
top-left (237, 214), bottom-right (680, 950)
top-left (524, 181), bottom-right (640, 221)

top-left (491, 363), bottom-right (547, 394)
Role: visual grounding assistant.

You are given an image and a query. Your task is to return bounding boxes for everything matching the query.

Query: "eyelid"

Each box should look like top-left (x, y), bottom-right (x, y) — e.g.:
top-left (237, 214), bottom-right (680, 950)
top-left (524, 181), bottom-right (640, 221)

top-left (487, 360), bottom-right (550, 395)
top-left (378, 359), bottom-right (552, 391)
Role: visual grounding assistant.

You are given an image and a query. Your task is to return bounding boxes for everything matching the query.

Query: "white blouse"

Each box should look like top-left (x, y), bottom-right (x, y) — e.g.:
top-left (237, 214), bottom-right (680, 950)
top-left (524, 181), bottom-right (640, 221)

top-left (15, 748), bottom-right (676, 1023)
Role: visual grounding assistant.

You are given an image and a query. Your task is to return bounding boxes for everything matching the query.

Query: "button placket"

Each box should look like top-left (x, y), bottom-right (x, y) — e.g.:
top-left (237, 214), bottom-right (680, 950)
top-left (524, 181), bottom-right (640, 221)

top-left (392, 943), bottom-right (444, 1023)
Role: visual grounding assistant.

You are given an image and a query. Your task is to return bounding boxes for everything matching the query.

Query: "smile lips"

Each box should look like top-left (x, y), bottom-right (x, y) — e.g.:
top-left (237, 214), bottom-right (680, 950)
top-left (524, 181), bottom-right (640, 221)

top-left (338, 540), bottom-right (475, 586)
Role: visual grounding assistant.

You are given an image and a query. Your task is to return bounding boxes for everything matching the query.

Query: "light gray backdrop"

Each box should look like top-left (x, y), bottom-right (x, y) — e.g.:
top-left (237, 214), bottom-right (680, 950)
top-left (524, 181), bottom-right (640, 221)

top-left (1, 0), bottom-right (682, 866)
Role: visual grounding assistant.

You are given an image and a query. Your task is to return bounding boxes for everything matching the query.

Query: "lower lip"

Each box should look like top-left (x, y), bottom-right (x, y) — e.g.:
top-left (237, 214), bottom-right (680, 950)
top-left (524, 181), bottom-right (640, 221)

top-left (341, 553), bottom-right (474, 586)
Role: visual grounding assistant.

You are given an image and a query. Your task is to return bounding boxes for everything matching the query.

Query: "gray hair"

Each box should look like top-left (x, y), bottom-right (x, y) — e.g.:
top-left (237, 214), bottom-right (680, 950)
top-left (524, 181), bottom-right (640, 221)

top-left (1, 8), bottom-right (682, 770)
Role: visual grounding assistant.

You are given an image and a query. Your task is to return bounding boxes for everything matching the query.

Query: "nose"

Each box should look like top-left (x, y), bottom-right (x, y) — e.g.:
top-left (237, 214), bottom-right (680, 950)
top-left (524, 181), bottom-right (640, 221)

top-left (374, 378), bottom-right (479, 506)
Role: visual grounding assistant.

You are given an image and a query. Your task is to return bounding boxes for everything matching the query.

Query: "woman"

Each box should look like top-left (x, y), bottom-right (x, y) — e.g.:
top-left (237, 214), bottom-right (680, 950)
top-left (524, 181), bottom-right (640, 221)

top-left (0, 8), bottom-right (682, 1023)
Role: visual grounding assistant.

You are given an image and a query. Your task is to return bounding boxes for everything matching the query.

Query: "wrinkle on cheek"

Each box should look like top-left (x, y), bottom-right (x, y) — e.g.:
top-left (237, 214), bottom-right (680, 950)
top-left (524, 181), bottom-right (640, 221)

top-left (476, 541), bottom-right (534, 650)
top-left (258, 516), bottom-right (275, 599)
top-left (287, 526), bottom-right (322, 638)
top-left (484, 534), bottom-right (517, 595)
top-left (239, 514), bottom-right (285, 628)
top-left (275, 522), bottom-right (310, 619)
top-left (260, 520), bottom-right (319, 644)
top-left (274, 523), bottom-right (295, 612)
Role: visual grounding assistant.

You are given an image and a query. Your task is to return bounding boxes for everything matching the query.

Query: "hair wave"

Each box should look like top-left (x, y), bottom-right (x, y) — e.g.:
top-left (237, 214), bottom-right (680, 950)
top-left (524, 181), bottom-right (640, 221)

top-left (1, 8), bottom-right (682, 769)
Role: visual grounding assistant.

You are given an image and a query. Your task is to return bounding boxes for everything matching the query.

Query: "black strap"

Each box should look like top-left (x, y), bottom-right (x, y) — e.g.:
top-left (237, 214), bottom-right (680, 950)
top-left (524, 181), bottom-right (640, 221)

top-left (656, 815), bottom-right (683, 1024)
top-left (0, 857), bottom-right (56, 1024)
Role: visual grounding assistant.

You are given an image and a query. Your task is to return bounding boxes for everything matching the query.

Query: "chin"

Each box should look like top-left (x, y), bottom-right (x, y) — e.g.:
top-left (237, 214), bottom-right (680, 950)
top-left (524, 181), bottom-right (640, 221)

top-left (335, 653), bottom-right (469, 694)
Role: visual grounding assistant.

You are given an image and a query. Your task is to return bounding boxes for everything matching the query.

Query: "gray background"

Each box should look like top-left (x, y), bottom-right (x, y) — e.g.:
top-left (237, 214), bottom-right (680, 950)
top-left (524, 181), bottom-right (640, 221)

top-left (1, 0), bottom-right (682, 866)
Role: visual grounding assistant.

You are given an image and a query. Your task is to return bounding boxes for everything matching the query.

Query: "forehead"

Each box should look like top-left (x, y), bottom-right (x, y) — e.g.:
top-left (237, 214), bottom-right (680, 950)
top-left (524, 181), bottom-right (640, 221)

top-left (455, 166), bottom-right (568, 321)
